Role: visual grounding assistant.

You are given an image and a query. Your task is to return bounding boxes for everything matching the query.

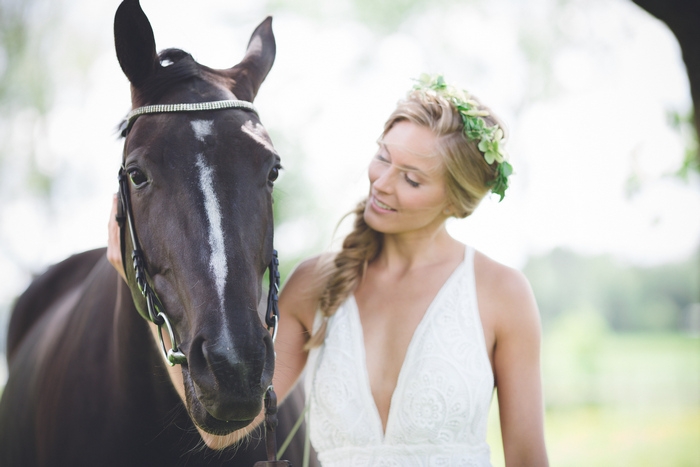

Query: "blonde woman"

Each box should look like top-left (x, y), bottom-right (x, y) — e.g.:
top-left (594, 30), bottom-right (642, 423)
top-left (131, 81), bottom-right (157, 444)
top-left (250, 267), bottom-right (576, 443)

top-left (108, 75), bottom-right (548, 466)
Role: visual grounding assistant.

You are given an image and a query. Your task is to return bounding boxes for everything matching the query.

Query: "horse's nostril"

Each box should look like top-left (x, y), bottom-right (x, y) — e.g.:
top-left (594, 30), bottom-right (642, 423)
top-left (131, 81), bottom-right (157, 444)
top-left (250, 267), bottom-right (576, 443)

top-left (190, 334), bottom-right (255, 393)
top-left (186, 334), bottom-right (268, 422)
top-left (201, 339), bottom-right (241, 369)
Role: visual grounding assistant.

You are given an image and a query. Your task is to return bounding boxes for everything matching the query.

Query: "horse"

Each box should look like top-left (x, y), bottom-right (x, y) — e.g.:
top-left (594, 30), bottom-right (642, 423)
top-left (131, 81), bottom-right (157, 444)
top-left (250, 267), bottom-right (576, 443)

top-left (0, 1), bottom-right (316, 465)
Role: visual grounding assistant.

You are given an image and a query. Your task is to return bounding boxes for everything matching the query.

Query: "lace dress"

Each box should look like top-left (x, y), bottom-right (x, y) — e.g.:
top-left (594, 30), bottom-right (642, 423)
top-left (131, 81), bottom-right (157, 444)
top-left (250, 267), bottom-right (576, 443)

top-left (304, 246), bottom-right (494, 467)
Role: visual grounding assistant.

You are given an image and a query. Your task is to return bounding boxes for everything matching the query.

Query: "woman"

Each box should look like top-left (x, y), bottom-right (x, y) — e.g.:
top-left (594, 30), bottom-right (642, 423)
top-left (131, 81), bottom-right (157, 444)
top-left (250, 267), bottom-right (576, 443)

top-left (108, 75), bottom-right (548, 466)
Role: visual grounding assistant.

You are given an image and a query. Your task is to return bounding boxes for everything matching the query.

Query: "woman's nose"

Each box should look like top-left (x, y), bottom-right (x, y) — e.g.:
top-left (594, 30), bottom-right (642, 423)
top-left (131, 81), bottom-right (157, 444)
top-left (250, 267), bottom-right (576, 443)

top-left (372, 165), bottom-right (395, 193)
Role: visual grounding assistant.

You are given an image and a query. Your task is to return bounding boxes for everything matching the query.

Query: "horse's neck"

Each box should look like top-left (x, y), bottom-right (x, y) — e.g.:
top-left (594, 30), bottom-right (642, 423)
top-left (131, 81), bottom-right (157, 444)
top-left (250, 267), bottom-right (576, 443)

top-left (112, 278), bottom-right (176, 393)
top-left (106, 273), bottom-right (189, 445)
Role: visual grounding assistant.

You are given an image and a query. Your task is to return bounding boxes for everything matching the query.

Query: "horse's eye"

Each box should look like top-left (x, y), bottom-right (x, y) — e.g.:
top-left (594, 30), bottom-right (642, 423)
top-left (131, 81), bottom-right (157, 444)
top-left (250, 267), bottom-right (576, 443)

top-left (128, 169), bottom-right (148, 187)
top-left (268, 166), bottom-right (280, 183)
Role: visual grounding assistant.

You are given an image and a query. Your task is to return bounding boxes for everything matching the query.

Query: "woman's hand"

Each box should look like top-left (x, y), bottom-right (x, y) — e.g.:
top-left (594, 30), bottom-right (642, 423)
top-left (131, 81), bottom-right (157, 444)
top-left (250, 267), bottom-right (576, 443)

top-left (107, 194), bottom-right (127, 282)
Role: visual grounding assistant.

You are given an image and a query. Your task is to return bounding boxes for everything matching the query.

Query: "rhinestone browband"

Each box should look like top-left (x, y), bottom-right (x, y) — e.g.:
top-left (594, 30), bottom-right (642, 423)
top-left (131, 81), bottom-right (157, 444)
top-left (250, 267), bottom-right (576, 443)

top-left (119, 99), bottom-right (258, 135)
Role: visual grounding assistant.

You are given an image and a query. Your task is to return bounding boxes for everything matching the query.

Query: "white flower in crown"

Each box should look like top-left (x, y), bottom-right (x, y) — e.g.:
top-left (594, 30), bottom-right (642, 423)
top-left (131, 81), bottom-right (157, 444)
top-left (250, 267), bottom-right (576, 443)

top-left (478, 128), bottom-right (508, 165)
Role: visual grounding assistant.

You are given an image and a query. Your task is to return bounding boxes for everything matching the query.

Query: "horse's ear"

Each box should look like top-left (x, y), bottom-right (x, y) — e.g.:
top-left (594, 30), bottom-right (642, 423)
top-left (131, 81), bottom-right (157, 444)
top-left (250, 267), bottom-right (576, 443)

top-left (225, 17), bottom-right (276, 102)
top-left (114, 0), bottom-right (161, 88)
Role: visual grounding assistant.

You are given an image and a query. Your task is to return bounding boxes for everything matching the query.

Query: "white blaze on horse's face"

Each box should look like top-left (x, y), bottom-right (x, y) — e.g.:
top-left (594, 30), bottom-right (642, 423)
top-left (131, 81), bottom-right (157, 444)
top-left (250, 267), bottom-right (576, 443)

top-left (191, 120), bottom-right (228, 313)
top-left (241, 120), bottom-right (276, 153)
top-left (191, 119), bottom-right (214, 142)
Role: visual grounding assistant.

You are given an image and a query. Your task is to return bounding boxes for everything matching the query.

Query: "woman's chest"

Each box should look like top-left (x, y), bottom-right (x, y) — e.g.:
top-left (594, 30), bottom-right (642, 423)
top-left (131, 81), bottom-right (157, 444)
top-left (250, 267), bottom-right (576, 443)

top-left (354, 262), bottom-right (460, 355)
top-left (354, 270), bottom-right (457, 423)
top-left (307, 284), bottom-right (495, 449)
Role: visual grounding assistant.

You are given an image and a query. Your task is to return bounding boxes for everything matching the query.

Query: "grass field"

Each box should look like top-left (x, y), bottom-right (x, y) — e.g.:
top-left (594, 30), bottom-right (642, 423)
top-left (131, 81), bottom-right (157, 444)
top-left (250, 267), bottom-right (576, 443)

top-left (487, 332), bottom-right (700, 466)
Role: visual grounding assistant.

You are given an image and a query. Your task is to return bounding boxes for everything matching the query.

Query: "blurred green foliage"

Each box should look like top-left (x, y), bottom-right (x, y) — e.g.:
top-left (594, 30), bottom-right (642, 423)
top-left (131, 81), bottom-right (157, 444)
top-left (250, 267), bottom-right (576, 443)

top-left (0, 0), bottom-right (59, 198)
top-left (488, 333), bottom-right (700, 466)
top-left (269, 128), bottom-right (331, 281)
top-left (523, 247), bottom-right (700, 333)
top-left (0, 0), bottom-right (50, 112)
top-left (512, 250), bottom-right (700, 464)
top-left (668, 109), bottom-right (700, 180)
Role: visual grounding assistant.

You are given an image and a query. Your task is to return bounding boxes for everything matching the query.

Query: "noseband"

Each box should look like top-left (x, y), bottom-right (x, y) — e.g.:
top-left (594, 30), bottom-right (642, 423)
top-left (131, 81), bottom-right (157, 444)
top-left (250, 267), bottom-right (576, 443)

top-left (116, 99), bottom-right (281, 367)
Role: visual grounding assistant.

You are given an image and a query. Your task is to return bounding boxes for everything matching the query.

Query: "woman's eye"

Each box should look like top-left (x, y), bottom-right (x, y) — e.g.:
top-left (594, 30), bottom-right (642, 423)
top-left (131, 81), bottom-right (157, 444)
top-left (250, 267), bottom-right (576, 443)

top-left (375, 153), bottom-right (389, 163)
top-left (268, 165), bottom-right (281, 183)
top-left (128, 169), bottom-right (148, 187)
top-left (405, 174), bottom-right (420, 188)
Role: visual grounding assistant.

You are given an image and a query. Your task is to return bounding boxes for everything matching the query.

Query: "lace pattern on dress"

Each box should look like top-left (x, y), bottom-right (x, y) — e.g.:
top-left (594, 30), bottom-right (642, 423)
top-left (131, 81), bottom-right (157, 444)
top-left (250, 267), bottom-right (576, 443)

top-left (305, 246), bottom-right (494, 467)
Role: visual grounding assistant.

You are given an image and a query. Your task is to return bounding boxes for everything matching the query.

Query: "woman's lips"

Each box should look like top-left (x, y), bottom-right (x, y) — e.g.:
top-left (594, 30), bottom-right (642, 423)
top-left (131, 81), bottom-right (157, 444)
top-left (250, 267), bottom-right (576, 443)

top-left (372, 196), bottom-right (396, 212)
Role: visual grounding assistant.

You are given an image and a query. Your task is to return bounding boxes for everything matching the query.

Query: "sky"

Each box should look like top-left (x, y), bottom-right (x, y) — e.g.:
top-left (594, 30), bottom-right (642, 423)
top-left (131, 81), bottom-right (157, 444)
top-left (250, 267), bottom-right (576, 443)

top-left (0, 0), bottom-right (698, 325)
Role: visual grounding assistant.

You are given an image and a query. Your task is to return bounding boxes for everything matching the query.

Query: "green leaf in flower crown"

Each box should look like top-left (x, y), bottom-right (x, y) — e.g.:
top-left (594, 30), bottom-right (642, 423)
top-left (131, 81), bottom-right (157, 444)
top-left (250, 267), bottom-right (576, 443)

top-left (489, 161), bottom-right (513, 201)
top-left (490, 176), bottom-right (507, 202)
top-left (457, 104), bottom-right (473, 115)
top-left (500, 160), bottom-right (513, 177)
top-left (465, 117), bottom-right (486, 140)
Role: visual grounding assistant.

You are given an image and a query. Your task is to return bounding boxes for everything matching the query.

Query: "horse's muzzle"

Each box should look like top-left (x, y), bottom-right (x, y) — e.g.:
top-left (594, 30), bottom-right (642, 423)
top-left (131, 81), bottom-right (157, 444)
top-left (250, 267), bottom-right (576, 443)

top-left (184, 326), bottom-right (275, 431)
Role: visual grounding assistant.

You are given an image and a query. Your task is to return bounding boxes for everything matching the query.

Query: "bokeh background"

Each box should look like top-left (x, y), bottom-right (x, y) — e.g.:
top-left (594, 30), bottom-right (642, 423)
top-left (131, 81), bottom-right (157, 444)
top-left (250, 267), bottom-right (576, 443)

top-left (1, 0), bottom-right (698, 465)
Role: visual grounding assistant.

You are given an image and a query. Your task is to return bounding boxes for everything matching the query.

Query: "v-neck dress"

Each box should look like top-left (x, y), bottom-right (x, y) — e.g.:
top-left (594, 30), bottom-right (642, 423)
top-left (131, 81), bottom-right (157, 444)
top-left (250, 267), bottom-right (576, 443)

top-left (304, 246), bottom-right (494, 467)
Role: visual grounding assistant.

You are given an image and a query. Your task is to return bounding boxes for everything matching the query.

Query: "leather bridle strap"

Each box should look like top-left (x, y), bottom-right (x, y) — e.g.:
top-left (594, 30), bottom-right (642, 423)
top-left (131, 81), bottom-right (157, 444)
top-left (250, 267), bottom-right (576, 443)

top-left (254, 386), bottom-right (292, 467)
top-left (117, 167), bottom-right (187, 366)
top-left (265, 250), bottom-right (281, 343)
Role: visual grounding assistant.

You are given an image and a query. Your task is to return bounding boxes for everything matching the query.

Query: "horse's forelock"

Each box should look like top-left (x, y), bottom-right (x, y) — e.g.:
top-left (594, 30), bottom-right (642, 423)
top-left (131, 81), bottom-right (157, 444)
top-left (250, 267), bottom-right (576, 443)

top-left (131, 48), bottom-right (202, 107)
top-left (159, 48), bottom-right (192, 64)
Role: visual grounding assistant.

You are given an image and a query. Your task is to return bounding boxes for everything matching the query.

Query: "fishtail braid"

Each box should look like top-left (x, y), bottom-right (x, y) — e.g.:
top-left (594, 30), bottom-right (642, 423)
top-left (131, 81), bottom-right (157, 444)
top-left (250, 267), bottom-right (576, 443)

top-left (304, 198), bottom-right (381, 349)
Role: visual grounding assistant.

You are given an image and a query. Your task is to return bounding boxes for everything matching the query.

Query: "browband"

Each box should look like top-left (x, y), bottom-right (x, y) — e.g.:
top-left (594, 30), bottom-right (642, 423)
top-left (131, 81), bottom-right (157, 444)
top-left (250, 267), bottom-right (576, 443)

top-left (119, 99), bottom-right (258, 136)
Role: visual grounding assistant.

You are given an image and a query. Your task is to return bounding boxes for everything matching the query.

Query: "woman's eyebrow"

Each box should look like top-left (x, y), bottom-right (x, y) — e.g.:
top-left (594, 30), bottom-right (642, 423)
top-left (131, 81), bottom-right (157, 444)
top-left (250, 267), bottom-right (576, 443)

top-left (377, 140), bottom-right (430, 176)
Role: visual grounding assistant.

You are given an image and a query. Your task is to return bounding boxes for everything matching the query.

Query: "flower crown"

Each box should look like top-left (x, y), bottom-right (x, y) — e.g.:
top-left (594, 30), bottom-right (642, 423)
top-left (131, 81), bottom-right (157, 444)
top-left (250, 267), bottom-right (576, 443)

top-left (413, 74), bottom-right (513, 201)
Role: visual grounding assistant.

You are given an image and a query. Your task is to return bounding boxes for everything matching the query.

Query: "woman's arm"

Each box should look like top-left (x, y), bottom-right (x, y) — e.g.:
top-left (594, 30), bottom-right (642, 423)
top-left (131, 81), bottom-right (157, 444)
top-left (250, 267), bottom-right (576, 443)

top-left (477, 251), bottom-right (548, 466)
top-left (492, 267), bottom-right (549, 466)
top-left (272, 257), bottom-right (323, 402)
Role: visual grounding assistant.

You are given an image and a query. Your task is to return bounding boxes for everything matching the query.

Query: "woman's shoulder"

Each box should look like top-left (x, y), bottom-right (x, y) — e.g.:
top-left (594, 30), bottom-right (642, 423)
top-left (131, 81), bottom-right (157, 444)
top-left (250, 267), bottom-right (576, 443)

top-left (473, 249), bottom-right (532, 298)
top-left (472, 249), bottom-right (540, 336)
top-left (285, 253), bottom-right (333, 290)
top-left (280, 253), bottom-right (334, 322)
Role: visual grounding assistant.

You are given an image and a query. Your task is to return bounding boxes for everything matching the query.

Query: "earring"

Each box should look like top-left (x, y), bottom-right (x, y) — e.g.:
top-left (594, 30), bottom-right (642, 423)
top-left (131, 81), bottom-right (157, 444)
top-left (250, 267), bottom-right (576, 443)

top-left (443, 208), bottom-right (452, 215)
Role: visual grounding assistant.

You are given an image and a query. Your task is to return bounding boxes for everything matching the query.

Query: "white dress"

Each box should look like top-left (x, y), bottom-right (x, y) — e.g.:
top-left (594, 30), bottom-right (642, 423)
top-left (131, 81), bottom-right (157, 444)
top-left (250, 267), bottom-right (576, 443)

top-left (305, 246), bottom-right (494, 467)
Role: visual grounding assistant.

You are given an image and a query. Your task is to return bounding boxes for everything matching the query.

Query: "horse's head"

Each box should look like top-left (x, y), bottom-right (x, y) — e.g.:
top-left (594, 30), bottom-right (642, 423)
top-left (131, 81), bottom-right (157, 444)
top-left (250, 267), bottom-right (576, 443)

top-left (114, 0), bottom-right (279, 444)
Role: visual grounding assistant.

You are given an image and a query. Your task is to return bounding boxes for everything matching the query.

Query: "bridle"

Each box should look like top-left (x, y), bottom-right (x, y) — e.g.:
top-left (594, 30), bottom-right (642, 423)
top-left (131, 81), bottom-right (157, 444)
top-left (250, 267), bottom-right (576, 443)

top-left (115, 99), bottom-right (281, 368)
top-left (117, 99), bottom-right (288, 465)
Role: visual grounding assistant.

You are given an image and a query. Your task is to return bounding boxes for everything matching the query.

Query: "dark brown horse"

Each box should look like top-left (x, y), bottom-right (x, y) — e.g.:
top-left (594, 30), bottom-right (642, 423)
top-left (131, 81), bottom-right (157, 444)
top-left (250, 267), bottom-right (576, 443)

top-left (0, 1), bottom-right (315, 465)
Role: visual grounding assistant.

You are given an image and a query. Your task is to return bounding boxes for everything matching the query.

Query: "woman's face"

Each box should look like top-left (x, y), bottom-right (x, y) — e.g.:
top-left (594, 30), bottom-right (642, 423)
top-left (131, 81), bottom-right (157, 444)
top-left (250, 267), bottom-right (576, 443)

top-left (364, 120), bottom-right (451, 236)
